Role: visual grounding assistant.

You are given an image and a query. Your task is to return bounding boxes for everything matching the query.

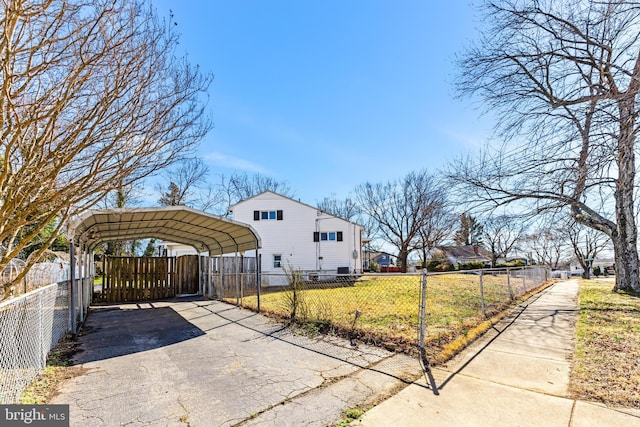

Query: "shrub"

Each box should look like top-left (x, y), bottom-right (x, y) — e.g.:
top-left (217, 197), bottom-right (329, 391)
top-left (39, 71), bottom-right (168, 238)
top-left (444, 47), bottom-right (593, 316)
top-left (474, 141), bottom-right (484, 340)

top-left (281, 264), bottom-right (308, 322)
top-left (504, 259), bottom-right (526, 267)
top-left (425, 260), bottom-right (440, 272)
top-left (368, 261), bottom-right (380, 272)
top-left (592, 265), bottom-right (601, 277)
top-left (458, 261), bottom-right (487, 271)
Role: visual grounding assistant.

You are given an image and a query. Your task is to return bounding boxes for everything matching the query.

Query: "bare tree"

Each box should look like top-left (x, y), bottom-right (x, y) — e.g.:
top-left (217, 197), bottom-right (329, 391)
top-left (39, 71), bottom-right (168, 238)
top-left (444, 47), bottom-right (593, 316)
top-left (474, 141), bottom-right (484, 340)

top-left (355, 170), bottom-right (447, 272)
top-left (214, 172), bottom-right (295, 215)
top-left (0, 0), bottom-right (212, 296)
top-left (451, 0), bottom-right (640, 292)
top-left (567, 220), bottom-right (611, 279)
top-left (316, 193), bottom-right (381, 255)
top-left (317, 195), bottom-right (360, 221)
top-left (524, 229), bottom-right (568, 269)
top-left (482, 214), bottom-right (527, 267)
top-left (228, 172), bottom-right (295, 202)
top-left (96, 184), bottom-right (142, 257)
top-left (415, 200), bottom-right (454, 267)
top-left (157, 158), bottom-right (209, 207)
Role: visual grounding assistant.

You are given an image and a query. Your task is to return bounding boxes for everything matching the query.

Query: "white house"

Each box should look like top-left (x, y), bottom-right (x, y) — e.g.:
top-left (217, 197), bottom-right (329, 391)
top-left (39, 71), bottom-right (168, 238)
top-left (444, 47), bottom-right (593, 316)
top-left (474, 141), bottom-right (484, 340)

top-left (229, 191), bottom-right (364, 280)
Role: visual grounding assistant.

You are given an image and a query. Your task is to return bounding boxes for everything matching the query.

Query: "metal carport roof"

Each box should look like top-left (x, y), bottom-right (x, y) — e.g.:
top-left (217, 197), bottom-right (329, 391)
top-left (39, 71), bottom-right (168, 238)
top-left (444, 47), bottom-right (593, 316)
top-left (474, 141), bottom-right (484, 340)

top-left (69, 206), bottom-right (261, 255)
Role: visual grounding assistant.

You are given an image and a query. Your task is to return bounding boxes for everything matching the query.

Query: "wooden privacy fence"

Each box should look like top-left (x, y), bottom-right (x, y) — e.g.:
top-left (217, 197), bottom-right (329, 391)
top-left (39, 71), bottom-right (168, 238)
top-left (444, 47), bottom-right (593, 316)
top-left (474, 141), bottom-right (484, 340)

top-left (176, 255), bottom-right (199, 295)
top-left (100, 256), bottom-right (176, 303)
top-left (98, 255), bottom-right (254, 303)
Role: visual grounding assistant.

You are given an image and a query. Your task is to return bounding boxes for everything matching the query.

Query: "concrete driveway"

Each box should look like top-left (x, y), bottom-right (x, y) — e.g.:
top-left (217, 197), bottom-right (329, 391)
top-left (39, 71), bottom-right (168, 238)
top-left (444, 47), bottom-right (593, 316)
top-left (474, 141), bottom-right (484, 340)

top-left (52, 297), bottom-right (420, 426)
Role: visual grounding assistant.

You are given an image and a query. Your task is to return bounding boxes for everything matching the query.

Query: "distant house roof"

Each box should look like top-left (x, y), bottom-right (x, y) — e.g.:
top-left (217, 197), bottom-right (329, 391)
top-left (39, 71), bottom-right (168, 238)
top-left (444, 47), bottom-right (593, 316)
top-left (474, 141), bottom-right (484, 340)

top-left (434, 245), bottom-right (492, 263)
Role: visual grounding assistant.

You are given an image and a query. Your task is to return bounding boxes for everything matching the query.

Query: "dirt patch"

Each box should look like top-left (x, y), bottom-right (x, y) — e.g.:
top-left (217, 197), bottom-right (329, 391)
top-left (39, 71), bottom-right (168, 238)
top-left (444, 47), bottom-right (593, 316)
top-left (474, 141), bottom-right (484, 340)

top-left (19, 333), bottom-right (89, 404)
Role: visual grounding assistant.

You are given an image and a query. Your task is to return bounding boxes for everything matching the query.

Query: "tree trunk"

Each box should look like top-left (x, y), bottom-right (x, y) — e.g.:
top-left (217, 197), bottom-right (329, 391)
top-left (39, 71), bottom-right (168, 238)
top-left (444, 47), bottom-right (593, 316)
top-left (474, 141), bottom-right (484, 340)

top-left (398, 247), bottom-right (409, 273)
top-left (613, 95), bottom-right (640, 292)
top-left (611, 233), bottom-right (640, 292)
top-left (612, 242), bottom-right (640, 293)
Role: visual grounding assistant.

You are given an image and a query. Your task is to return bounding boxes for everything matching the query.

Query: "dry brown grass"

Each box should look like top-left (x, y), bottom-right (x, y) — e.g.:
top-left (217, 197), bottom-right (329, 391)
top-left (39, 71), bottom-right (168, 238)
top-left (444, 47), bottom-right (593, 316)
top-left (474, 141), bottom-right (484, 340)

top-left (570, 279), bottom-right (640, 409)
top-left (238, 272), bottom-right (547, 361)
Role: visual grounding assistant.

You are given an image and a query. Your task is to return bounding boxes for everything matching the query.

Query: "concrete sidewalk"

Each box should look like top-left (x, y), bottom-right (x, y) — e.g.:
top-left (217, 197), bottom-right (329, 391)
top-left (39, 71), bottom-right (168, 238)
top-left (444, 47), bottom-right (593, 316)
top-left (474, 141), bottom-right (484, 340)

top-left (356, 280), bottom-right (640, 427)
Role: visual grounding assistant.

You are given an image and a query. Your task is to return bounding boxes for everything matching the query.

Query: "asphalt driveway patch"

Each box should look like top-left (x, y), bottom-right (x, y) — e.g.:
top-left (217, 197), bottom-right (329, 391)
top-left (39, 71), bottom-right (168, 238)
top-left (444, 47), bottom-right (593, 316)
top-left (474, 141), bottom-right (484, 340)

top-left (52, 297), bottom-right (412, 426)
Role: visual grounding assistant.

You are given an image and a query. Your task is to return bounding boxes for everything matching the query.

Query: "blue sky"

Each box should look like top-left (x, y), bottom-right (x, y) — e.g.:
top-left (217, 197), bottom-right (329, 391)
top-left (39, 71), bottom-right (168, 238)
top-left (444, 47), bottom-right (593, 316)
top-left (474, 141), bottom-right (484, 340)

top-left (151, 0), bottom-right (491, 205)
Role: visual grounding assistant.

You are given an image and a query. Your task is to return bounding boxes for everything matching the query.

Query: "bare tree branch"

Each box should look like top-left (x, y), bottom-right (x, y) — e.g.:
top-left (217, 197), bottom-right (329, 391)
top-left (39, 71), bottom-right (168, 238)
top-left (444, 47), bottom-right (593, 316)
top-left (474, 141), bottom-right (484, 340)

top-left (0, 0), bottom-right (212, 297)
top-left (451, 0), bottom-right (640, 291)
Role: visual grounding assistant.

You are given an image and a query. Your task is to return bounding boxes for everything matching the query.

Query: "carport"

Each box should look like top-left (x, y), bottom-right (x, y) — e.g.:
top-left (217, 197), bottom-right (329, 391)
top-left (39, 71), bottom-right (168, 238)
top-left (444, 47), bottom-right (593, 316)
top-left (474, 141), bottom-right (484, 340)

top-left (68, 206), bottom-right (261, 332)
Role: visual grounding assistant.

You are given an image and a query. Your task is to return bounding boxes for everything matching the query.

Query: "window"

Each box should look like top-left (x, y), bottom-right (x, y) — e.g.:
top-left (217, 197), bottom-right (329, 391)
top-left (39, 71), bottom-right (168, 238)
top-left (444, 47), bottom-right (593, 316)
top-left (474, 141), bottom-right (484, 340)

top-left (254, 210), bottom-right (284, 221)
top-left (273, 255), bottom-right (282, 268)
top-left (314, 231), bottom-right (343, 242)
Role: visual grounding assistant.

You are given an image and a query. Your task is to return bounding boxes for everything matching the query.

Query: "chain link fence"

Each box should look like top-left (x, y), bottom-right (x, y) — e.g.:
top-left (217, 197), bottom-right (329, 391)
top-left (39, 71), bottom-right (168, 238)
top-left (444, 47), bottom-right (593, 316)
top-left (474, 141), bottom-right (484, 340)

top-left (214, 266), bottom-right (550, 359)
top-left (1, 259), bottom-right (70, 300)
top-left (0, 282), bottom-right (70, 403)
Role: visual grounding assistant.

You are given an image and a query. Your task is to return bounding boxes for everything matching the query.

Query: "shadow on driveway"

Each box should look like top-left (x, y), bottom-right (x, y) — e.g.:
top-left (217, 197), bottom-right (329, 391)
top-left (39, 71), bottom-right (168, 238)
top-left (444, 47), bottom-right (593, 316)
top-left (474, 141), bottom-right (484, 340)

top-left (74, 301), bottom-right (205, 364)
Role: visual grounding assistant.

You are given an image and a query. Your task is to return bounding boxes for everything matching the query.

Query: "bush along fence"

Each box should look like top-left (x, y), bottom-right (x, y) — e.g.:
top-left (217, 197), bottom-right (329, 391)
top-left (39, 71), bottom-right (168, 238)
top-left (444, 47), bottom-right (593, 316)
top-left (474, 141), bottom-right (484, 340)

top-left (214, 266), bottom-right (550, 360)
top-left (0, 282), bottom-right (70, 403)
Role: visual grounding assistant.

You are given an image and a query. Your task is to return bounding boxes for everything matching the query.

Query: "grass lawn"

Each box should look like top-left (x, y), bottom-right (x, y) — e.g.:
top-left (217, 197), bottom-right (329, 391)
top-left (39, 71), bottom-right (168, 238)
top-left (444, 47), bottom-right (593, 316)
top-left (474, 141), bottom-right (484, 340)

top-left (571, 279), bottom-right (640, 408)
top-left (238, 272), bottom-right (537, 361)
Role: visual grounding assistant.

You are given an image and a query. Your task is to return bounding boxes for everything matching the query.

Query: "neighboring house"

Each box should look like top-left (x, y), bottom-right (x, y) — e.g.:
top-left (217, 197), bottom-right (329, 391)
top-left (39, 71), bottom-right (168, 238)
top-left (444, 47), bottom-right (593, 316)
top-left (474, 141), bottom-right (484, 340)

top-left (229, 191), bottom-right (365, 283)
top-left (160, 242), bottom-right (205, 257)
top-left (430, 245), bottom-right (492, 267)
top-left (363, 252), bottom-right (395, 270)
top-left (569, 258), bottom-right (615, 276)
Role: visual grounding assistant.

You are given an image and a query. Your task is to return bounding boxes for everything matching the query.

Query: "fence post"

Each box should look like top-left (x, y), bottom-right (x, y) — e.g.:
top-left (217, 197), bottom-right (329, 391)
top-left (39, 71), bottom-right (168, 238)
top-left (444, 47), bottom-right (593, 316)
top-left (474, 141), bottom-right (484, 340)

top-left (479, 270), bottom-right (486, 318)
top-left (69, 241), bottom-right (76, 335)
top-left (507, 268), bottom-right (513, 300)
top-left (418, 269), bottom-right (439, 394)
top-left (419, 268), bottom-right (427, 351)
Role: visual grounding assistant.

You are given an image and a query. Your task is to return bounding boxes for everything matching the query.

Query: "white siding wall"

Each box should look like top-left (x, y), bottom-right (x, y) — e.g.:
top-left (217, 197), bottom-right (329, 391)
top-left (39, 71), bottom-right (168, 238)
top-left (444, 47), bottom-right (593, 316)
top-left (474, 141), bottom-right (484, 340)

top-left (230, 192), bottom-right (363, 276)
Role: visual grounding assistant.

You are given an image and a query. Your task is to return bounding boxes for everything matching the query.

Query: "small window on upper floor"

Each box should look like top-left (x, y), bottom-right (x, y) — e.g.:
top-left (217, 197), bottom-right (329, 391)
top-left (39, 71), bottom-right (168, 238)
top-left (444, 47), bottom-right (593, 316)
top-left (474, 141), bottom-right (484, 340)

top-left (273, 254), bottom-right (282, 268)
top-left (254, 210), bottom-right (284, 221)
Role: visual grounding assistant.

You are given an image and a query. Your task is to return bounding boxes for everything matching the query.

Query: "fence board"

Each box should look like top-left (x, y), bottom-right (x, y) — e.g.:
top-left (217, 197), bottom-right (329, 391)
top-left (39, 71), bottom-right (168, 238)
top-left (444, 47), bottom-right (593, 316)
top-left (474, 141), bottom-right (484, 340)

top-left (102, 257), bottom-right (179, 303)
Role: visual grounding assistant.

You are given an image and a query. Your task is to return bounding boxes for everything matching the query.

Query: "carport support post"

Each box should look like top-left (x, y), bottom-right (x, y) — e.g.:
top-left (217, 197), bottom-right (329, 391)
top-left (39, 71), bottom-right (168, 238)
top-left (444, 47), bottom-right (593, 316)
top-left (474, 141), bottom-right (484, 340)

top-left (256, 251), bottom-right (261, 312)
top-left (235, 252), bottom-right (240, 305)
top-left (78, 243), bottom-right (84, 323)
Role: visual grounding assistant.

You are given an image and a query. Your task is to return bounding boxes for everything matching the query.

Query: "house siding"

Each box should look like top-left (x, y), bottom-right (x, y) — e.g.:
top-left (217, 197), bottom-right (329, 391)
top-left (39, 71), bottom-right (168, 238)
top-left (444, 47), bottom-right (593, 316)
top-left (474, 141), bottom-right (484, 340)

top-left (230, 192), bottom-right (363, 279)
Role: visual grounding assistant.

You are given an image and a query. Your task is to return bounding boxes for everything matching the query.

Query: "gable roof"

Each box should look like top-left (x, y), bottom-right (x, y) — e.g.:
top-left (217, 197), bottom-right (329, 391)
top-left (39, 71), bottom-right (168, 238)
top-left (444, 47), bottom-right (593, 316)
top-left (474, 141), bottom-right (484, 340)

top-left (230, 190), bottom-right (364, 228)
top-left (435, 245), bottom-right (492, 261)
